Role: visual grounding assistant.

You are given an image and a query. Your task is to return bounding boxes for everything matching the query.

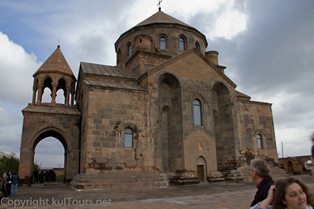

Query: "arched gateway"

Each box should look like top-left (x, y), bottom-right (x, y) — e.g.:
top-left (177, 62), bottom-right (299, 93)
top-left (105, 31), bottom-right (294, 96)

top-left (19, 46), bottom-right (81, 186)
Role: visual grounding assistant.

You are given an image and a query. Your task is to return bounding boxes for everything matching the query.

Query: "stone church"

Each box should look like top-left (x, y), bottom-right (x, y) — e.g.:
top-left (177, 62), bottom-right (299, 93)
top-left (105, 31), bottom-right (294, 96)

top-left (19, 9), bottom-right (279, 188)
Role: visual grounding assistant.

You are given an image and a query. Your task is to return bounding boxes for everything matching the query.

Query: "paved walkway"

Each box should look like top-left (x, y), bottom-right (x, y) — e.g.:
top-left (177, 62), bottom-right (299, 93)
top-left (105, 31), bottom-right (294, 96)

top-left (1, 175), bottom-right (313, 208)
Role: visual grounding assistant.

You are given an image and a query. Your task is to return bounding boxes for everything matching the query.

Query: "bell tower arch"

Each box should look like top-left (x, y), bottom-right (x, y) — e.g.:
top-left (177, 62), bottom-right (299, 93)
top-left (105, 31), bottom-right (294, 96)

top-left (19, 46), bottom-right (81, 186)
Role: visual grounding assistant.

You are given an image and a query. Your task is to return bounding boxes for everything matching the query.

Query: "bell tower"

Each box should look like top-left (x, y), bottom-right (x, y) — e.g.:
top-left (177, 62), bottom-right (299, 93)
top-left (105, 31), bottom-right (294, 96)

top-left (19, 45), bottom-right (81, 186)
top-left (32, 45), bottom-right (76, 106)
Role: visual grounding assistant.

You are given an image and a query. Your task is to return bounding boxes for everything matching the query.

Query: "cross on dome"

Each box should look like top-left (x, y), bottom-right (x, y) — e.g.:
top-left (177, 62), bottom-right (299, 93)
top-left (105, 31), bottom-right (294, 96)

top-left (157, 0), bottom-right (162, 11)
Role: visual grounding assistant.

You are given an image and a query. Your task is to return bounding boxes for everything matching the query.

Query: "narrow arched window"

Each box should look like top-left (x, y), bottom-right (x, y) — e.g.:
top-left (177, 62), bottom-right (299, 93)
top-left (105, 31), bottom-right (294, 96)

top-left (160, 37), bottom-right (166, 49)
top-left (128, 44), bottom-right (132, 56)
top-left (179, 37), bottom-right (185, 51)
top-left (117, 48), bottom-right (121, 64)
top-left (124, 128), bottom-right (133, 147)
top-left (193, 99), bottom-right (202, 125)
top-left (195, 42), bottom-right (200, 51)
top-left (257, 134), bottom-right (262, 149)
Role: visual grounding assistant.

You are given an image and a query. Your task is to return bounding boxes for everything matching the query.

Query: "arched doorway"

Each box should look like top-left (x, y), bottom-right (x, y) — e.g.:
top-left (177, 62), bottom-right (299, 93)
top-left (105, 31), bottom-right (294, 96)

top-left (288, 161), bottom-right (293, 173)
top-left (196, 156), bottom-right (206, 181)
top-left (34, 137), bottom-right (65, 183)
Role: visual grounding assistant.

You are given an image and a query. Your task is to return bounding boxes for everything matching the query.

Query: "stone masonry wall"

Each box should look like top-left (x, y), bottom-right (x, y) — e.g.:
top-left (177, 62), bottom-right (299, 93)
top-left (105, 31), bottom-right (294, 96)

top-left (236, 100), bottom-right (278, 165)
top-left (83, 86), bottom-right (163, 173)
top-left (126, 51), bottom-right (171, 78)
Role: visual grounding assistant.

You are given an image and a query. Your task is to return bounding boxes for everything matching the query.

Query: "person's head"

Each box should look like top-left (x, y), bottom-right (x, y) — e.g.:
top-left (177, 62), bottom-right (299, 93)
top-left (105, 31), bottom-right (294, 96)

top-left (13, 171), bottom-right (17, 175)
top-left (7, 171), bottom-right (11, 175)
top-left (250, 158), bottom-right (270, 182)
top-left (272, 177), bottom-right (314, 209)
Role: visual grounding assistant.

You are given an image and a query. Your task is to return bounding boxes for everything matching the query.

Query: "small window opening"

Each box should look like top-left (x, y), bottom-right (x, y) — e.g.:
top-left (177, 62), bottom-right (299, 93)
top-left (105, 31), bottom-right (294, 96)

top-left (160, 37), bottom-right (166, 49)
top-left (128, 44), bottom-right (132, 56)
top-left (179, 38), bottom-right (185, 51)
top-left (124, 128), bottom-right (133, 148)
top-left (257, 134), bottom-right (262, 149)
top-left (193, 99), bottom-right (202, 125)
top-left (195, 42), bottom-right (200, 51)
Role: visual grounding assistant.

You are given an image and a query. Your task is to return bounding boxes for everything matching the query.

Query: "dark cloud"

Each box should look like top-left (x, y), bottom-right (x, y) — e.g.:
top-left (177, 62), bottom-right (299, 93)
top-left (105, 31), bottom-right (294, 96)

top-left (224, 1), bottom-right (313, 94)
top-left (186, 1), bottom-right (314, 156)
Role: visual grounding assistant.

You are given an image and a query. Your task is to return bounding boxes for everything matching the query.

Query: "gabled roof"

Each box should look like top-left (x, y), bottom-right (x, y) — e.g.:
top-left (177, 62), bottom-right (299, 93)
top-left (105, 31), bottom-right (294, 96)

top-left (33, 45), bottom-right (75, 77)
top-left (80, 62), bottom-right (135, 79)
top-left (135, 10), bottom-right (191, 28)
top-left (236, 90), bottom-right (251, 99)
top-left (139, 48), bottom-right (237, 88)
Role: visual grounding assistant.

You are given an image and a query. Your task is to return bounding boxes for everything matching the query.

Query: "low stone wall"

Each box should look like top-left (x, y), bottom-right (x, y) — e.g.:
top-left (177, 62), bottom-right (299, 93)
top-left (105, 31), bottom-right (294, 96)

top-left (237, 165), bottom-right (287, 182)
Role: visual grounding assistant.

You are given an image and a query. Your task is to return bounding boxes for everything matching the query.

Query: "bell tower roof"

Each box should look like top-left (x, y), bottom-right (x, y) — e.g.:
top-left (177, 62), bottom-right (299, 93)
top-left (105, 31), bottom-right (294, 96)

top-left (33, 45), bottom-right (75, 78)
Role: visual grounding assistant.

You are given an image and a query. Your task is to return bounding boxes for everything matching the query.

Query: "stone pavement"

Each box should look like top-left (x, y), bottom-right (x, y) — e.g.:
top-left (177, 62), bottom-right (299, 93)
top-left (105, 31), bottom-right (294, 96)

top-left (1, 175), bottom-right (313, 208)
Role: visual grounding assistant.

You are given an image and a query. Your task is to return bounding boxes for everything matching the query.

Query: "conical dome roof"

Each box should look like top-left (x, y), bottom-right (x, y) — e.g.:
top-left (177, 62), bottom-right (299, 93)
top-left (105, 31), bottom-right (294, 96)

top-left (33, 45), bottom-right (75, 78)
top-left (135, 10), bottom-right (191, 28)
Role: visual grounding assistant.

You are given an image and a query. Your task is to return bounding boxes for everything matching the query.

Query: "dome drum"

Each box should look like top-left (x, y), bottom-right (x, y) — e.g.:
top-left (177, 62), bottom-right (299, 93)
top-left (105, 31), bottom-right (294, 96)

top-left (116, 27), bottom-right (207, 67)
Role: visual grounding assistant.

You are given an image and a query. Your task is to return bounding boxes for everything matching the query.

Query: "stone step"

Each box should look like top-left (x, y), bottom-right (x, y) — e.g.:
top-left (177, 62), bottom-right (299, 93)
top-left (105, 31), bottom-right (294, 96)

top-left (71, 172), bottom-right (169, 190)
top-left (73, 181), bottom-right (168, 190)
top-left (72, 177), bottom-right (167, 184)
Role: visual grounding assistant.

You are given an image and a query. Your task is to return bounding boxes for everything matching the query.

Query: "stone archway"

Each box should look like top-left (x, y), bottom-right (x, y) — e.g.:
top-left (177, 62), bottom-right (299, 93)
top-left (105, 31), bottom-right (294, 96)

top-left (157, 72), bottom-right (183, 173)
top-left (19, 127), bottom-right (80, 186)
top-left (212, 82), bottom-right (235, 171)
top-left (32, 129), bottom-right (68, 182)
top-left (19, 104), bottom-right (81, 186)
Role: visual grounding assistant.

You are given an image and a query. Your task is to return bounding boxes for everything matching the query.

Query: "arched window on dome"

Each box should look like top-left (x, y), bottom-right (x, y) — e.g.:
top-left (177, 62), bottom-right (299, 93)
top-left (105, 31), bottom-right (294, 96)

top-left (124, 128), bottom-right (133, 148)
top-left (193, 99), bottom-right (202, 125)
top-left (127, 43), bottom-right (132, 56)
top-left (117, 48), bottom-right (121, 64)
top-left (195, 42), bottom-right (200, 51)
top-left (179, 37), bottom-right (185, 51)
top-left (160, 37), bottom-right (166, 49)
top-left (257, 134), bottom-right (263, 149)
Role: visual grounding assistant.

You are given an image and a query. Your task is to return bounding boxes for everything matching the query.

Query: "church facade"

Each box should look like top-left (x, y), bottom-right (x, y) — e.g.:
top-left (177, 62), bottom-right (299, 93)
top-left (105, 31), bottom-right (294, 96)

top-left (19, 10), bottom-right (278, 187)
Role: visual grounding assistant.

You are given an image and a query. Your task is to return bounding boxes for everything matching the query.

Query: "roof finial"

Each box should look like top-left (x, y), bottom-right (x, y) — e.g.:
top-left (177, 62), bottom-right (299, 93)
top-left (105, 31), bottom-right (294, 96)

top-left (58, 38), bottom-right (60, 48)
top-left (157, 0), bottom-right (162, 11)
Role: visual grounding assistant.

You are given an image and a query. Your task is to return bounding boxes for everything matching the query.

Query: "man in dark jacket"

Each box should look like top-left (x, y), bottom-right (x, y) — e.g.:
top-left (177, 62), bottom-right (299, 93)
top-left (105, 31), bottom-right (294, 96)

top-left (250, 159), bottom-right (274, 207)
top-left (33, 169), bottom-right (38, 183)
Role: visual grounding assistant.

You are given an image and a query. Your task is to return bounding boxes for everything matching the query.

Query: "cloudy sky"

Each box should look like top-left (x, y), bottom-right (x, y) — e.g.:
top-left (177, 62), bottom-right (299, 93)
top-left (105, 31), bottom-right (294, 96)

top-left (0, 0), bottom-right (313, 168)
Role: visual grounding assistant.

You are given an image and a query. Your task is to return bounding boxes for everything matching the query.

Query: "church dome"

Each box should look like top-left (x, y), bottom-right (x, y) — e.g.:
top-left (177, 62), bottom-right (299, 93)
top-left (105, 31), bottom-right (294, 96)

top-left (114, 9), bottom-right (208, 66)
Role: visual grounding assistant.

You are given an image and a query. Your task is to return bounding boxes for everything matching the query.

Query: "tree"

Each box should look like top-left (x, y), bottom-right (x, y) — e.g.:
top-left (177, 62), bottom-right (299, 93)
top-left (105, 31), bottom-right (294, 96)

top-left (0, 152), bottom-right (19, 176)
top-left (34, 160), bottom-right (40, 171)
top-left (0, 151), bottom-right (40, 176)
